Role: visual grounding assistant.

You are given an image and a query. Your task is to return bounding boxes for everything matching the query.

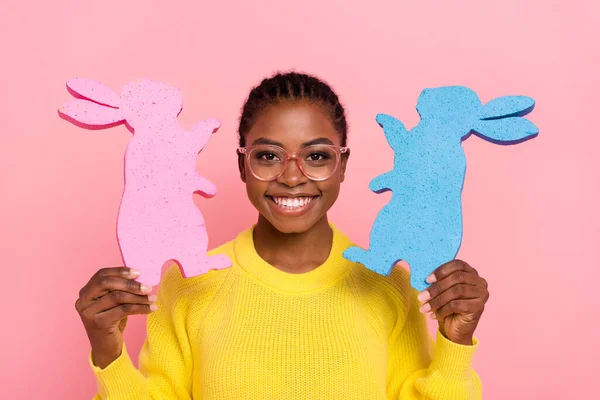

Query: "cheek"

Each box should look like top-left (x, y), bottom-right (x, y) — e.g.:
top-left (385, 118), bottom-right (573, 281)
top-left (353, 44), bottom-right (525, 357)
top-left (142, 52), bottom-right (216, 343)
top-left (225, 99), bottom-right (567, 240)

top-left (317, 178), bottom-right (341, 200)
top-left (245, 178), bottom-right (269, 205)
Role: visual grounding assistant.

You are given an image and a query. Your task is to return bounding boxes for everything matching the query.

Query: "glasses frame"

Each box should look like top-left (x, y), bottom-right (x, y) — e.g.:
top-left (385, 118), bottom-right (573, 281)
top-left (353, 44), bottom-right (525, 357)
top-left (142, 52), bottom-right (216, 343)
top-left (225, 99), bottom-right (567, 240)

top-left (237, 144), bottom-right (349, 182)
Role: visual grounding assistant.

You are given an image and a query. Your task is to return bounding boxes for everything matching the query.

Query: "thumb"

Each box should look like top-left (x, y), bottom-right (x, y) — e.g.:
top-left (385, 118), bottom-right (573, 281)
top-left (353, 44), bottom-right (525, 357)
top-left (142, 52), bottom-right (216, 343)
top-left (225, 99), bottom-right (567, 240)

top-left (118, 316), bottom-right (128, 333)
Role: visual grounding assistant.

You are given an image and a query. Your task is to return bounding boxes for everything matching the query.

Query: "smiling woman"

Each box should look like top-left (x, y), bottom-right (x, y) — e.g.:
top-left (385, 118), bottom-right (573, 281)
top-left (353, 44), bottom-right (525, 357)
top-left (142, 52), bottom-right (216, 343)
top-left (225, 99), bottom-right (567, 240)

top-left (235, 72), bottom-right (350, 237)
top-left (238, 98), bottom-right (350, 234)
top-left (77, 71), bottom-right (487, 400)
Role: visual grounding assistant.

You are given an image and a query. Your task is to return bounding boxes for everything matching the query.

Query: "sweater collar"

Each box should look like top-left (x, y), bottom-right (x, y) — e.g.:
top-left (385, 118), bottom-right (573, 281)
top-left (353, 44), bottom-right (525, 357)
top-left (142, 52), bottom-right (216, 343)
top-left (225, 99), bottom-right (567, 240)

top-left (233, 223), bottom-right (353, 293)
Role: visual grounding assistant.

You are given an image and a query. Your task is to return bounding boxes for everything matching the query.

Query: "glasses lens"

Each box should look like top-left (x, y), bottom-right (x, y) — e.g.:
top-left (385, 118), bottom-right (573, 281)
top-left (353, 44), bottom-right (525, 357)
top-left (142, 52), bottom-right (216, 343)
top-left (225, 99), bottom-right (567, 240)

top-left (299, 145), bottom-right (339, 180)
top-left (246, 144), bottom-right (342, 181)
top-left (248, 145), bottom-right (287, 181)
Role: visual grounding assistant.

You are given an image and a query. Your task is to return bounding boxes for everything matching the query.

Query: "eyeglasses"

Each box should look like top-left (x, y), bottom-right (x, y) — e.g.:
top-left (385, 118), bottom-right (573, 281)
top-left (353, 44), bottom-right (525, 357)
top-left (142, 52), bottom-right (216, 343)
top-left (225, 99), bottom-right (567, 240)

top-left (237, 144), bottom-right (349, 182)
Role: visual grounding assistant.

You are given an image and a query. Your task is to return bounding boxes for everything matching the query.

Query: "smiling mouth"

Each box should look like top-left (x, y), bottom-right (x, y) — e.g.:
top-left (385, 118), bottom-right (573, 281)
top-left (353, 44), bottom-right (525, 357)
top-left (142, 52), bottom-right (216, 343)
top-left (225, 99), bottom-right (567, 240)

top-left (267, 196), bottom-right (318, 210)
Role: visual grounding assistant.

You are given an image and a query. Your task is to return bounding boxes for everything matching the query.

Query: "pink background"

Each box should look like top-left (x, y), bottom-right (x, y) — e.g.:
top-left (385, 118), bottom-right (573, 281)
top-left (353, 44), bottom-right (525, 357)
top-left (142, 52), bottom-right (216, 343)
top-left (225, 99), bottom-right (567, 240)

top-left (1, 1), bottom-right (598, 398)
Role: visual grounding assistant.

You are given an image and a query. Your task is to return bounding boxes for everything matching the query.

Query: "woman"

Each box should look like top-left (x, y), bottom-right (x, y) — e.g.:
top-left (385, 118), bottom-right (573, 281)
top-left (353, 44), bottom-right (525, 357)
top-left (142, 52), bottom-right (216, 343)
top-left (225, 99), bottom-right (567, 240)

top-left (75, 71), bottom-right (489, 399)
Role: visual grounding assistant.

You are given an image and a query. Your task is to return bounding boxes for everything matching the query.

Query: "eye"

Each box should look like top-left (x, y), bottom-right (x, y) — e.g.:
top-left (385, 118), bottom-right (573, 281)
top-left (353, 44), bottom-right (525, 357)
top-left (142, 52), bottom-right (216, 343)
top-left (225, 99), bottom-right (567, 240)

top-left (306, 152), bottom-right (330, 161)
top-left (256, 151), bottom-right (281, 162)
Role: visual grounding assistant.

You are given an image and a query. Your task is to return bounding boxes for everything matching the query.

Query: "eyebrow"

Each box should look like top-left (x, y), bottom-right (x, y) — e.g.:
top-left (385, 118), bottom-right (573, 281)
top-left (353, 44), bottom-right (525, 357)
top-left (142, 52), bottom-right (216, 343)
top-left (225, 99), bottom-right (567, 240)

top-left (251, 137), bottom-right (335, 146)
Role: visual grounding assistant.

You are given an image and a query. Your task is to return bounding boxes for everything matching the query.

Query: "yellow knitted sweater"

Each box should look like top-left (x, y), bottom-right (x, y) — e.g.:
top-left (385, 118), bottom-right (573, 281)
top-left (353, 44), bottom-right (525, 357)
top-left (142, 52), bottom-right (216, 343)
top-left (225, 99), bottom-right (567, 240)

top-left (90, 224), bottom-right (481, 399)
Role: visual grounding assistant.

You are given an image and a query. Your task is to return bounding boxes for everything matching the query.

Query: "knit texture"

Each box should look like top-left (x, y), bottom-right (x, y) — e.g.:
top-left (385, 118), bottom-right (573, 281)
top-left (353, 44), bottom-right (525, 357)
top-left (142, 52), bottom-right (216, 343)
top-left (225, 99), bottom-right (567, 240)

top-left (90, 224), bottom-right (481, 399)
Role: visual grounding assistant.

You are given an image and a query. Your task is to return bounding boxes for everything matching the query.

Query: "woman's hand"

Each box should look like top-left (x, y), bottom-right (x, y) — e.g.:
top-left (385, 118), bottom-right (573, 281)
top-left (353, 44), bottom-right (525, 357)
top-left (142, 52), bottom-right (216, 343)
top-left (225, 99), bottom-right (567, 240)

top-left (75, 267), bottom-right (157, 369)
top-left (417, 260), bottom-right (489, 345)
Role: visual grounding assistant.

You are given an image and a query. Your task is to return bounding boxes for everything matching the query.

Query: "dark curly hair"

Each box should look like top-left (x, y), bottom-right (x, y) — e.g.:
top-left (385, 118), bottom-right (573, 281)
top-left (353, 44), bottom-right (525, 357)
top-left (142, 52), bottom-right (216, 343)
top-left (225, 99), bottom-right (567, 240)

top-left (238, 71), bottom-right (348, 147)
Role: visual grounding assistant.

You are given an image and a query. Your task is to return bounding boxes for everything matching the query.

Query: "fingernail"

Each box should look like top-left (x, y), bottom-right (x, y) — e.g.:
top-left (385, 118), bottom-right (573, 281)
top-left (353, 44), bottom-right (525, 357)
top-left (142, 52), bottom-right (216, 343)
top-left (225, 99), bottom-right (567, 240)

top-left (419, 303), bottom-right (431, 313)
top-left (148, 295), bottom-right (157, 302)
top-left (426, 274), bottom-right (437, 284)
top-left (140, 285), bottom-right (152, 293)
top-left (150, 304), bottom-right (158, 311)
top-left (417, 290), bottom-right (431, 302)
top-left (129, 269), bottom-right (141, 277)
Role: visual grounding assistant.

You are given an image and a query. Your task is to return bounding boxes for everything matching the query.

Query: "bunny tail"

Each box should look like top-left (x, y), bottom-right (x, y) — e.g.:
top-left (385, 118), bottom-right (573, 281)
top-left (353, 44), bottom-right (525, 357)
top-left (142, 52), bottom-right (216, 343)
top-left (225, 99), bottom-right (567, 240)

top-left (343, 246), bottom-right (396, 276)
top-left (409, 268), bottom-right (430, 292)
top-left (207, 254), bottom-right (232, 271)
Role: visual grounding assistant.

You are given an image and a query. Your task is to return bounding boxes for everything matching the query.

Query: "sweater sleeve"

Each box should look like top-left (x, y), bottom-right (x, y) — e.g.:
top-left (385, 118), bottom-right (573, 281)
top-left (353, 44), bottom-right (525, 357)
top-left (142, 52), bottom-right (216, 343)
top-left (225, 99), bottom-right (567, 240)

top-left (89, 267), bottom-right (194, 400)
top-left (386, 270), bottom-right (482, 400)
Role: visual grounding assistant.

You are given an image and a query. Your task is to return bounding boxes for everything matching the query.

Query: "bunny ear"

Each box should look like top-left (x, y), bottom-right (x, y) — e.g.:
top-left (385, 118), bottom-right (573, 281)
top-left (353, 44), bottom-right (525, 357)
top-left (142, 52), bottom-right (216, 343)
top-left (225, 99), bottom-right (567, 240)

top-left (66, 78), bottom-right (121, 108)
top-left (58, 99), bottom-right (125, 127)
top-left (472, 117), bottom-right (538, 144)
top-left (479, 95), bottom-right (535, 120)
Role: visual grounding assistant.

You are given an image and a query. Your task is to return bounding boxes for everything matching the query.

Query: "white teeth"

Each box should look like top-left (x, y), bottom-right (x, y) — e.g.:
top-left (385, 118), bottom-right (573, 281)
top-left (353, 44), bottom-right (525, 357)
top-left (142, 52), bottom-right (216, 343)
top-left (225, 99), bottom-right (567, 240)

top-left (271, 196), bottom-right (315, 209)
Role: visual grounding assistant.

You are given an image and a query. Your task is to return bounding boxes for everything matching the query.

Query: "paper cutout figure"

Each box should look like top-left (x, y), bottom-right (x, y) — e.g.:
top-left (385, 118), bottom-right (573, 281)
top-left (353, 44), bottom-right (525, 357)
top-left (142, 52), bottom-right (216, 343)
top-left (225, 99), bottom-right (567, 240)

top-left (59, 78), bottom-right (231, 287)
top-left (343, 86), bottom-right (538, 291)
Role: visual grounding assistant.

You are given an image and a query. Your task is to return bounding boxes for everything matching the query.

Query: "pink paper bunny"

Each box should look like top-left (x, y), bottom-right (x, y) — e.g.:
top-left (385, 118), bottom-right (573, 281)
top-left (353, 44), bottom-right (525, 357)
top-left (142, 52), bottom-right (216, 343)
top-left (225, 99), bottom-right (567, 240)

top-left (59, 78), bottom-right (231, 287)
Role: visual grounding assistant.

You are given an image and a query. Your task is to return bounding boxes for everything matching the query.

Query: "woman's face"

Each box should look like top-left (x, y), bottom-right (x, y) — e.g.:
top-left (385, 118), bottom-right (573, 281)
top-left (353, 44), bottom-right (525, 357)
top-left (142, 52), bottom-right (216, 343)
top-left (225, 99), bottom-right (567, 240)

top-left (239, 100), bottom-right (349, 234)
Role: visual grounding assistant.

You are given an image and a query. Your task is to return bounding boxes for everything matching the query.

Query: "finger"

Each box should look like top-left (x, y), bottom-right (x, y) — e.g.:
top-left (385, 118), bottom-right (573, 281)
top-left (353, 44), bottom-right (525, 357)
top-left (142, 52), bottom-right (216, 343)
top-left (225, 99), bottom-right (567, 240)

top-left (79, 271), bottom-right (151, 310)
top-left (419, 269), bottom-right (483, 304)
top-left (423, 283), bottom-right (488, 314)
top-left (94, 303), bottom-right (156, 329)
top-left (90, 269), bottom-right (151, 297)
top-left (86, 290), bottom-right (157, 315)
top-left (95, 266), bottom-right (141, 281)
top-left (427, 259), bottom-right (478, 284)
top-left (79, 267), bottom-right (139, 302)
top-left (435, 299), bottom-right (484, 320)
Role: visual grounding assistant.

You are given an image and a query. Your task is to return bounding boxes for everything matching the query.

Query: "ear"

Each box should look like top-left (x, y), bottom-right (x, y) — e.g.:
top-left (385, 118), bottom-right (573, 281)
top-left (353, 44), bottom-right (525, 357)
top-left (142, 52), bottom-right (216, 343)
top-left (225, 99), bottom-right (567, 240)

top-left (238, 152), bottom-right (247, 182)
top-left (479, 95), bottom-right (535, 119)
top-left (66, 78), bottom-right (121, 107)
top-left (58, 98), bottom-right (125, 127)
top-left (339, 148), bottom-right (350, 182)
top-left (472, 117), bottom-right (538, 145)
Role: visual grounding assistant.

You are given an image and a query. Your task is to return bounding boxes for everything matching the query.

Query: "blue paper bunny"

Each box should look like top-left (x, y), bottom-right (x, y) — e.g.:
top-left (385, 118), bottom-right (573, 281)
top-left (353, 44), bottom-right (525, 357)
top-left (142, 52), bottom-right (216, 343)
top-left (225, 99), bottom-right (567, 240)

top-left (343, 86), bottom-right (538, 291)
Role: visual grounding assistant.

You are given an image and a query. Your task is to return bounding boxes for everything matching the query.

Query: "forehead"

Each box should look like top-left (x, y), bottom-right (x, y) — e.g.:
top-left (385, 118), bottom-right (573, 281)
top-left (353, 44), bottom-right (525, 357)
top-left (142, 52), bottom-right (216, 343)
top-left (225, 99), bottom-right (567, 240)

top-left (246, 100), bottom-right (341, 148)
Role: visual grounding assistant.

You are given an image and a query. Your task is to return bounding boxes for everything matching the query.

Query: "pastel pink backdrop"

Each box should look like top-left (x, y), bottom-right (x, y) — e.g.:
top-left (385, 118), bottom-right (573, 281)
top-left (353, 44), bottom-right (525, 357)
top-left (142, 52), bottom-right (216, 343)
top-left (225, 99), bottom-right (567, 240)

top-left (1, 1), bottom-right (598, 398)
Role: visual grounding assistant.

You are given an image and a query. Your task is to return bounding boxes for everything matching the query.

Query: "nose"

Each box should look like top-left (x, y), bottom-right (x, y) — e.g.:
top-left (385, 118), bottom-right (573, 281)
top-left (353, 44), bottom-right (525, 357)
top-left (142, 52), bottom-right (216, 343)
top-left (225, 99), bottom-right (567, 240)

top-left (277, 157), bottom-right (308, 187)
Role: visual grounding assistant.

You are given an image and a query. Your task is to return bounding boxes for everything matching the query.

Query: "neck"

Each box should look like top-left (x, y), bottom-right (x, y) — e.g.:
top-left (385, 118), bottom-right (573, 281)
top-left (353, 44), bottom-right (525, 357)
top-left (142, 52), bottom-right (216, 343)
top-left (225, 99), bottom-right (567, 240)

top-left (253, 215), bottom-right (333, 274)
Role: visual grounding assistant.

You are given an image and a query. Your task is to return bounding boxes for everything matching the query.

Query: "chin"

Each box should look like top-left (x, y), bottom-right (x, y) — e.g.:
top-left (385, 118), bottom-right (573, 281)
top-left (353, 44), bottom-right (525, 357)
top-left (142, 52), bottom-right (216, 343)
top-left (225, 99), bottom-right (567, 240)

top-left (268, 218), bottom-right (319, 234)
